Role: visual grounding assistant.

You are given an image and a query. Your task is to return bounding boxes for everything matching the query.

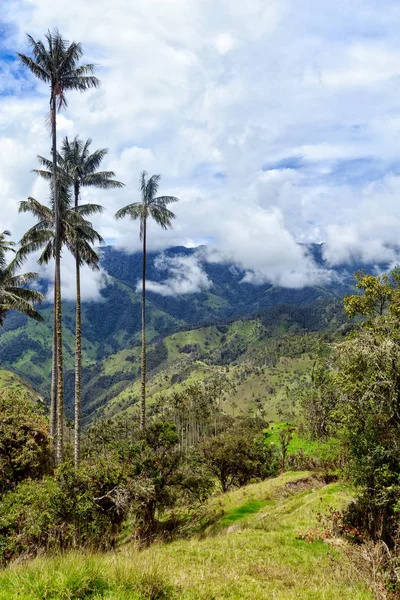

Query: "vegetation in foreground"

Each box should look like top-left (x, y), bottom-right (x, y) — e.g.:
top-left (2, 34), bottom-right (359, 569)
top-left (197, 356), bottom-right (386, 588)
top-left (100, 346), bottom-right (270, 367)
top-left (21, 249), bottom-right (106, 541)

top-left (0, 472), bottom-right (375, 600)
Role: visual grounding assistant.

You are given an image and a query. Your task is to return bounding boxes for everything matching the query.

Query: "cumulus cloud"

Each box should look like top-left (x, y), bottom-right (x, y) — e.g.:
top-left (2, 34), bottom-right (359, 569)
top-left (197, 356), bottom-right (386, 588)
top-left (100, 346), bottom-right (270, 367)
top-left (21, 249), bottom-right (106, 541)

top-left (1, 0), bottom-right (400, 290)
top-left (23, 250), bottom-right (108, 302)
top-left (202, 207), bottom-right (333, 288)
top-left (143, 253), bottom-right (212, 296)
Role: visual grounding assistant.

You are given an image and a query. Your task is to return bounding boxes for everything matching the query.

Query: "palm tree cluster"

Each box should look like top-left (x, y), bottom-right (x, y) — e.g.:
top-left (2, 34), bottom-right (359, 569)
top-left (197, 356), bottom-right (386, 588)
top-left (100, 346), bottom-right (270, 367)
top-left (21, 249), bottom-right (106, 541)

top-left (14, 30), bottom-right (179, 466)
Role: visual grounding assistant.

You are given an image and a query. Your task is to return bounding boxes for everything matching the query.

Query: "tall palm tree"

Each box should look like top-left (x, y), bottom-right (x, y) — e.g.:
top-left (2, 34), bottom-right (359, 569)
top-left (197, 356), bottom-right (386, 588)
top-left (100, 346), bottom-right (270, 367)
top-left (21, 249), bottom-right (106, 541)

top-left (115, 172), bottom-right (179, 428)
top-left (18, 30), bottom-right (100, 465)
top-left (34, 136), bottom-right (123, 467)
top-left (18, 188), bottom-right (103, 462)
top-left (0, 231), bottom-right (44, 326)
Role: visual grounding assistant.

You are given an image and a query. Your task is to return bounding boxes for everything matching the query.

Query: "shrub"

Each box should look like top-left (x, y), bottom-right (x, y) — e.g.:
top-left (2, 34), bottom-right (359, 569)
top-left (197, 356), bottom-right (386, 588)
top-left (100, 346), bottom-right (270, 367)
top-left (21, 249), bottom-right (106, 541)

top-left (0, 390), bottom-right (50, 494)
top-left (0, 459), bottom-right (129, 563)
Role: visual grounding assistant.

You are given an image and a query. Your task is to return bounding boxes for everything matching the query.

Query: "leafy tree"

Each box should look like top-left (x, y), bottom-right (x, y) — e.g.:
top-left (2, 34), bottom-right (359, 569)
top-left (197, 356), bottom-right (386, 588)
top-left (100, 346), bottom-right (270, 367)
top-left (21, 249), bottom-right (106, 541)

top-left (302, 271), bottom-right (400, 544)
top-left (18, 30), bottom-right (100, 465)
top-left (115, 172), bottom-right (179, 428)
top-left (344, 269), bottom-right (400, 320)
top-left (33, 135), bottom-right (123, 467)
top-left (0, 231), bottom-right (43, 326)
top-left (298, 361), bottom-right (338, 440)
top-left (18, 188), bottom-right (103, 461)
top-left (332, 315), bottom-right (400, 543)
top-left (86, 418), bottom-right (211, 539)
top-left (201, 429), bottom-right (276, 492)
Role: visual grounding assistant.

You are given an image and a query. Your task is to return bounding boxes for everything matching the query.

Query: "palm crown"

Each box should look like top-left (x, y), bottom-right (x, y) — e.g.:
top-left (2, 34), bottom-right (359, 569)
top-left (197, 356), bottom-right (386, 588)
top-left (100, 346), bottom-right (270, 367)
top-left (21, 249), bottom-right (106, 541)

top-left (18, 29), bottom-right (100, 110)
top-left (115, 171), bottom-right (178, 237)
top-left (34, 136), bottom-right (124, 202)
top-left (18, 186), bottom-right (104, 269)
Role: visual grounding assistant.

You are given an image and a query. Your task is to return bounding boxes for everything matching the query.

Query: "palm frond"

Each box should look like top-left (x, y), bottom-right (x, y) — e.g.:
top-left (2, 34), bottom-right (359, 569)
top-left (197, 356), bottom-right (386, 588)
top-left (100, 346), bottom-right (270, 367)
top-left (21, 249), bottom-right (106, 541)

top-left (146, 174), bottom-right (161, 201)
top-left (17, 54), bottom-right (49, 82)
top-left (19, 198), bottom-right (53, 223)
top-left (76, 203), bottom-right (104, 216)
top-left (149, 206), bottom-right (176, 229)
top-left (83, 149), bottom-right (108, 174)
top-left (82, 172), bottom-right (124, 189)
top-left (115, 203), bottom-right (143, 220)
top-left (63, 73), bottom-right (100, 92)
top-left (32, 168), bottom-right (53, 181)
top-left (152, 195), bottom-right (179, 207)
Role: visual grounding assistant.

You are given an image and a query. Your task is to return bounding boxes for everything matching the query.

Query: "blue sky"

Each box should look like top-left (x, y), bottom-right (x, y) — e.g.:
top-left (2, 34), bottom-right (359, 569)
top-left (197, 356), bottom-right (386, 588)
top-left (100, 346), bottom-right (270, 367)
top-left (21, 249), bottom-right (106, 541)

top-left (1, 0), bottom-right (400, 295)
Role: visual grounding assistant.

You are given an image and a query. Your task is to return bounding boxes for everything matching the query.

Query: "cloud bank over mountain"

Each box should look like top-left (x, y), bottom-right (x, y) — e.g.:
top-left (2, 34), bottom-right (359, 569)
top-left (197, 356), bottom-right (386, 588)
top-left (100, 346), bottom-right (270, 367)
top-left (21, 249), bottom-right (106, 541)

top-left (143, 253), bottom-right (212, 296)
top-left (1, 0), bottom-right (400, 292)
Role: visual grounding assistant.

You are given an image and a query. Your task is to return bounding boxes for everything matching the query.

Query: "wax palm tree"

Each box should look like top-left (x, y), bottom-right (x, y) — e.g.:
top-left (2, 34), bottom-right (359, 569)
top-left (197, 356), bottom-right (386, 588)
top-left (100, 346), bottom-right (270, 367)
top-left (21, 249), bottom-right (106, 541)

top-left (34, 136), bottom-right (122, 466)
top-left (0, 231), bottom-right (44, 326)
top-left (18, 30), bottom-right (100, 465)
top-left (18, 189), bottom-right (103, 462)
top-left (115, 172), bottom-right (179, 428)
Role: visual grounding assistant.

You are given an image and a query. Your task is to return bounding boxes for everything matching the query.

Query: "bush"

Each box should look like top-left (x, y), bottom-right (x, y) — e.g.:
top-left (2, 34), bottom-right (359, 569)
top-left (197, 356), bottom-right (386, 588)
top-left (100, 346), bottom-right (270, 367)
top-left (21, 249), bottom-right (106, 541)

top-left (0, 477), bottom-right (65, 562)
top-left (0, 390), bottom-right (50, 494)
top-left (0, 458), bottom-right (130, 563)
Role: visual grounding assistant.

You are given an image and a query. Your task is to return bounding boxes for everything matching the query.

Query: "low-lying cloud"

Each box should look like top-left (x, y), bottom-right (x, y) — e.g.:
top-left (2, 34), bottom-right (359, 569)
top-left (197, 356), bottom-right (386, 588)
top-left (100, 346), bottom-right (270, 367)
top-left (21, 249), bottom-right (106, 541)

top-left (23, 250), bottom-right (109, 302)
top-left (202, 207), bottom-right (334, 289)
top-left (143, 253), bottom-right (212, 296)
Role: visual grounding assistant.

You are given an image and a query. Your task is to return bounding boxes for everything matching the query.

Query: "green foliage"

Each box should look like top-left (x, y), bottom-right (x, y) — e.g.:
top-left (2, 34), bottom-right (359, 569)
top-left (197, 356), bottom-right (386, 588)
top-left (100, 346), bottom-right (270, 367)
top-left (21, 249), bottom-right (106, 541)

top-left (297, 362), bottom-right (338, 439)
top-left (0, 474), bottom-right (374, 600)
top-left (344, 268), bottom-right (400, 319)
top-left (86, 419), bottom-right (213, 539)
top-left (278, 425), bottom-right (294, 470)
top-left (0, 391), bottom-right (50, 494)
top-left (333, 316), bottom-right (400, 542)
top-left (0, 477), bottom-right (64, 563)
top-left (0, 231), bottom-right (43, 326)
top-left (201, 425), bottom-right (278, 492)
top-left (301, 277), bottom-right (400, 544)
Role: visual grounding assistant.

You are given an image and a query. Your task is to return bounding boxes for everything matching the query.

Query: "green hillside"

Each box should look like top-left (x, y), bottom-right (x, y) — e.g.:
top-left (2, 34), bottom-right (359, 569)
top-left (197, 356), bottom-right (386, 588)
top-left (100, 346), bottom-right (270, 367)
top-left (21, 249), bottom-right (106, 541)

top-left (0, 369), bottom-right (41, 403)
top-left (84, 298), bottom-right (346, 424)
top-left (0, 245), bottom-right (355, 415)
top-left (0, 472), bottom-right (375, 599)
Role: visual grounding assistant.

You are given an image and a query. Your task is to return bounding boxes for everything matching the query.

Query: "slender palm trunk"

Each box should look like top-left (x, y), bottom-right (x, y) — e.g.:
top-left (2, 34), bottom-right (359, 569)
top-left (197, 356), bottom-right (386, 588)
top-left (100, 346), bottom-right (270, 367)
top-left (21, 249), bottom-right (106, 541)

top-left (74, 183), bottom-right (82, 468)
top-left (49, 274), bottom-right (58, 459)
top-left (140, 218), bottom-right (147, 429)
top-left (51, 96), bottom-right (64, 465)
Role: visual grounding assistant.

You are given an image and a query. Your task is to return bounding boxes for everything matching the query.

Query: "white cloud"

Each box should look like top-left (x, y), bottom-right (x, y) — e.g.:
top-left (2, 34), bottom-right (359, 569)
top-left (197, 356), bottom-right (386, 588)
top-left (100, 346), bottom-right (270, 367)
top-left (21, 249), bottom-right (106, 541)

top-left (214, 33), bottom-right (235, 55)
top-left (144, 252), bottom-right (212, 296)
top-left (23, 250), bottom-right (109, 302)
top-left (1, 0), bottom-right (400, 290)
top-left (203, 206), bottom-right (333, 288)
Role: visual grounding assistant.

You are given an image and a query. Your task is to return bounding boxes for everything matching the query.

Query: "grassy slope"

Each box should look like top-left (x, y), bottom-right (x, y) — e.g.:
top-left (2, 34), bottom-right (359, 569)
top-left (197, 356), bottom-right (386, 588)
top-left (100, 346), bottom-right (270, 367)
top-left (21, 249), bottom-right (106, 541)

top-left (0, 369), bottom-right (41, 402)
top-left (89, 319), bottom-right (317, 424)
top-left (0, 472), bottom-right (375, 600)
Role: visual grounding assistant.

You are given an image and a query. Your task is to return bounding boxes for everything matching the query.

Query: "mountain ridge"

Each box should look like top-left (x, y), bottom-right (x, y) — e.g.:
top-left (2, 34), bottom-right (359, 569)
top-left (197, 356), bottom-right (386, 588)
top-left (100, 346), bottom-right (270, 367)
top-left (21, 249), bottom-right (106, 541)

top-left (0, 243), bottom-right (392, 422)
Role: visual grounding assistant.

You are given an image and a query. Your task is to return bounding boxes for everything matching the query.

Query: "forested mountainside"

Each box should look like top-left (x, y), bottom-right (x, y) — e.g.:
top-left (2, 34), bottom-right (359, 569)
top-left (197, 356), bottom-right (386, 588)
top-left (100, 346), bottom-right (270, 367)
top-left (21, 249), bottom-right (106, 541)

top-left (0, 243), bottom-right (380, 421)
